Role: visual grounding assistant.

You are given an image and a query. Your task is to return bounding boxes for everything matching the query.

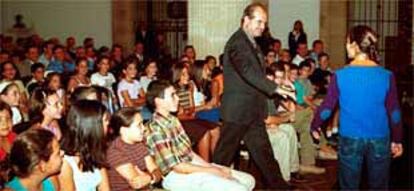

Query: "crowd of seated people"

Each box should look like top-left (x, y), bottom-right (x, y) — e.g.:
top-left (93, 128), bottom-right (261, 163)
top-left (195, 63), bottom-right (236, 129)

top-left (0, 21), bottom-right (340, 190)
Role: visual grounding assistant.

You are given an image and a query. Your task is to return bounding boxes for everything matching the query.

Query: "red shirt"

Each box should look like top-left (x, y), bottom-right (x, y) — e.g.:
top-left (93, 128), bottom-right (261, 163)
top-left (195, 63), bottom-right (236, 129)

top-left (0, 132), bottom-right (17, 161)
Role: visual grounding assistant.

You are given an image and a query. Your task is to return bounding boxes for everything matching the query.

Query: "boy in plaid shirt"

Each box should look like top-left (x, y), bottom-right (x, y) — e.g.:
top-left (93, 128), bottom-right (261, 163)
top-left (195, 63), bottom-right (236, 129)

top-left (145, 80), bottom-right (255, 191)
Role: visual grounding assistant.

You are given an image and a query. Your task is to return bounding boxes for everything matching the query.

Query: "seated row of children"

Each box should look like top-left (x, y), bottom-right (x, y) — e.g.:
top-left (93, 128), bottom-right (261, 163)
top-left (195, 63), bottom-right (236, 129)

top-left (0, 80), bottom-right (255, 191)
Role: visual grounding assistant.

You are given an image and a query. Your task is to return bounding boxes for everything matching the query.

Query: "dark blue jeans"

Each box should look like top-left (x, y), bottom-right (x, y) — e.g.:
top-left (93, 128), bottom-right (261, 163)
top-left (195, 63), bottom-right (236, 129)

top-left (339, 136), bottom-right (391, 190)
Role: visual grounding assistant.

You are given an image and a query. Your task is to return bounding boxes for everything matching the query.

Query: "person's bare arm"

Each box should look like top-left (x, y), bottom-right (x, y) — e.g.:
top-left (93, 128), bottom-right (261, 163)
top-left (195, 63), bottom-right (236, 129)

top-left (114, 163), bottom-right (152, 189)
top-left (120, 90), bottom-right (146, 107)
top-left (58, 160), bottom-right (75, 191)
top-left (97, 168), bottom-right (110, 191)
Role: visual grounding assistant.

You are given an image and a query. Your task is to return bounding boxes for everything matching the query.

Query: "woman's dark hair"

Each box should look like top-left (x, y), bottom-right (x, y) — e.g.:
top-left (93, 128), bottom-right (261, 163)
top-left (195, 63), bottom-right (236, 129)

top-left (29, 87), bottom-right (57, 124)
top-left (289, 63), bottom-right (299, 71)
top-left (70, 86), bottom-right (99, 104)
top-left (30, 63), bottom-right (45, 73)
top-left (96, 55), bottom-right (110, 66)
top-left (109, 107), bottom-right (140, 140)
top-left (146, 80), bottom-right (172, 111)
top-left (211, 67), bottom-right (223, 79)
top-left (52, 45), bottom-right (64, 54)
top-left (75, 58), bottom-right (88, 67)
top-left (318, 52), bottom-right (329, 61)
top-left (348, 25), bottom-right (380, 63)
top-left (183, 45), bottom-right (195, 53)
top-left (9, 129), bottom-right (55, 178)
top-left (293, 20), bottom-right (304, 33)
top-left (299, 59), bottom-right (312, 70)
top-left (171, 62), bottom-right (189, 85)
top-left (0, 61), bottom-right (20, 80)
top-left (191, 60), bottom-right (206, 88)
top-left (44, 72), bottom-right (61, 89)
top-left (121, 57), bottom-right (138, 78)
top-left (205, 55), bottom-right (216, 63)
top-left (61, 100), bottom-right (108, 172)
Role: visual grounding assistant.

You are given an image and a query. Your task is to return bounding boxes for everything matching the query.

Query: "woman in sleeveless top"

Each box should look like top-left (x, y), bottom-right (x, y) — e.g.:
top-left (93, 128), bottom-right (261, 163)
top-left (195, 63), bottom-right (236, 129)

top-left (67, 58), bottom-right (91, 93)
top-left (58, 100), bottom-right (110, 191)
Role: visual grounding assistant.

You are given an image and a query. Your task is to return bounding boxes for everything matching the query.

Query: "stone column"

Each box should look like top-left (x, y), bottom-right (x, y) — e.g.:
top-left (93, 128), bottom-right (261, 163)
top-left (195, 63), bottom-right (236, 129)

top-left (320, 1), bottom-right (347, 69)
top-left (112, 0), bottom-right (141, 54)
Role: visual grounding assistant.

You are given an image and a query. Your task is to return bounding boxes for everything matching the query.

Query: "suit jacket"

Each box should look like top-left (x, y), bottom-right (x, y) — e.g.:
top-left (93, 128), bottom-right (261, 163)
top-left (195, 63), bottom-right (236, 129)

top-left (288, 31), bottom-right (307, 57)
top-left (221, 28), bottom-right (277, 125)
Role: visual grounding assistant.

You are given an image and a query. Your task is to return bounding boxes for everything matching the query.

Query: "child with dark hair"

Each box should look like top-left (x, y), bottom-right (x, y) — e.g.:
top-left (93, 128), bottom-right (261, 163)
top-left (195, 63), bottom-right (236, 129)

top-left (145, 80), bottom-right (255, 191)
top-left (0, 101), bottom-right (15, 161)
top-left (107, 107), bottom-right (162, 190)
top-left (67, 58), bottom-right (91, 93)
top-left (58, 100), bottom-right (110, 191)
top-left (295, 59), bottom-right (317, 109)
top-left (44, 72), bottom-right (67, 111)
top-left (139, 59), bottom-right (158, 93)
top-left (29, 88), bottom-right (63, 140)
top-left (117, 58), bottom-right (145, 108)
top-left (91, 56), bottom-right (116, 94)
top-left (4, 129), bottom-right (63, 191)
top-left (26, 62), bottom-right (45, 95)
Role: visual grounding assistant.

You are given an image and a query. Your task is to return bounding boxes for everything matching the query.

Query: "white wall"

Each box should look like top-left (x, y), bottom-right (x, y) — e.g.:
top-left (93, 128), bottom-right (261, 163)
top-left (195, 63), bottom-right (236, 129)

top-left (269, 0), bottom-right (320, 49)
top-left (188, 0), bottom-right (250, 59)
top-left (1, 0), bottom-right (112, 48)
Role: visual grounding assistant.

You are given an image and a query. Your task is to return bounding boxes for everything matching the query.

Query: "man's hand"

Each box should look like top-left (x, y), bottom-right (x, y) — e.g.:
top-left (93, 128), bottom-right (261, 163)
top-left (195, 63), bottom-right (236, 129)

top-left (391, 142), bottom-right (403, 158)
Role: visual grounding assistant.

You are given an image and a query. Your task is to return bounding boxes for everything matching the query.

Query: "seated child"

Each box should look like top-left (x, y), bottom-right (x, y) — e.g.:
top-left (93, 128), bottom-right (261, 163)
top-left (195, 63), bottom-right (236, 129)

top-left (145, 80), bottom-right (255, 191)
top-left (107, 107), bottom-right (162, 190)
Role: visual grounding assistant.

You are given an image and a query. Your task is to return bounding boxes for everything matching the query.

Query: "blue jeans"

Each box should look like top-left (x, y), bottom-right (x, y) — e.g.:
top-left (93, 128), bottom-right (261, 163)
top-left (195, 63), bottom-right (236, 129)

top-left (339, 136), bottom-right (391, 190)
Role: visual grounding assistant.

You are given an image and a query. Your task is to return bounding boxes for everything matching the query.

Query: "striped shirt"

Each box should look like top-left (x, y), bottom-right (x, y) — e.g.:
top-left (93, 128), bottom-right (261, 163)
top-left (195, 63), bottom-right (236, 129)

top-left (176, 86), bottom-right (192, 109)
top-left (146, 113), bottom-right (193, 175)
top-left (107, 137), bottom-right (149, 191)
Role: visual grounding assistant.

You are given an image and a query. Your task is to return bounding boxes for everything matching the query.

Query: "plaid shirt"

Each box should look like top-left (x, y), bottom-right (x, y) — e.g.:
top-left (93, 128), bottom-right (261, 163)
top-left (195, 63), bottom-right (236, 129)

top-left (146, 112), bottom-right (193, 175)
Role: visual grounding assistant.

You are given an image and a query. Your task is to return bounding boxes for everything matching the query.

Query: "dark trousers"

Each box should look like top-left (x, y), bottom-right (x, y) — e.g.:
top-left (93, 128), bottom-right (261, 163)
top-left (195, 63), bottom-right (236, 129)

top-left (213, 121), bottom-right (289, 188)
top-left (339, 136), bottom-right (391, 190)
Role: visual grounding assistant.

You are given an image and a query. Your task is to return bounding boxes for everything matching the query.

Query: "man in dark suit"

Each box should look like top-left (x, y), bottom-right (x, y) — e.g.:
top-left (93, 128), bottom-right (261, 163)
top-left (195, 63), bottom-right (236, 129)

top-left (213, 3), bottom-right (290, 189)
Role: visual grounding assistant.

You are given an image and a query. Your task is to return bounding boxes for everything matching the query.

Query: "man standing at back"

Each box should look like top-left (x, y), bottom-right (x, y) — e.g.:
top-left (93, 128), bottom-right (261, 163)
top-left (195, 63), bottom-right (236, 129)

top-left (213, 3), bottom-right (290, 189)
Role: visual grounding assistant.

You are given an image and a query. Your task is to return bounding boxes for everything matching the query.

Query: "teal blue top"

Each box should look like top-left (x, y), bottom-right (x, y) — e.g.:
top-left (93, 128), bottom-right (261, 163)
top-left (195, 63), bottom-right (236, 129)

top-left (6, 177), bottom-right (55, 191)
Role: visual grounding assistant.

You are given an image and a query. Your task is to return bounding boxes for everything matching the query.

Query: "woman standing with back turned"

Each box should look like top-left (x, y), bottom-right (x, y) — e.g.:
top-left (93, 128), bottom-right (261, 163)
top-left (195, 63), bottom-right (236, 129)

top-left (310, 25), bottom-right (403, 190)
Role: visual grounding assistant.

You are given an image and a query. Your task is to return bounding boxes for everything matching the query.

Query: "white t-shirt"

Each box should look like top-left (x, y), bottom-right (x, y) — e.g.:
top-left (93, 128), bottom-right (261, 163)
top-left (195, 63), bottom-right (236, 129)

top-left (139, 76), bottom-right (156, 93)
top-left (11, 106), bottom-right (22, 125)
top-left (292, 55), bottom-right (305, 66)
top-left (90, 72), bottom-right (116, 92)
top-left (117, 79), bottom-right (142, 107)
top-left (64, 155), bottom-right (102, 191)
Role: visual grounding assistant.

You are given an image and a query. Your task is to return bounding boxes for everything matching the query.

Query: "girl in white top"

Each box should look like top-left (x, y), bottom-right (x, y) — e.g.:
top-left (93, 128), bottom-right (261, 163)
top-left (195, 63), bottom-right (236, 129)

top-left (117, 59), bottom-right (145, 108)
top-left (139, 60), bottom-right (158, 93)
top-left (58, 100), bottom-right (110, 191)
top-left (91, 56), bottom-right (116, 93)
top-left (67, 58), bottom-right (91, 93)
top-left (0, 81), bottom-right (22, 125)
